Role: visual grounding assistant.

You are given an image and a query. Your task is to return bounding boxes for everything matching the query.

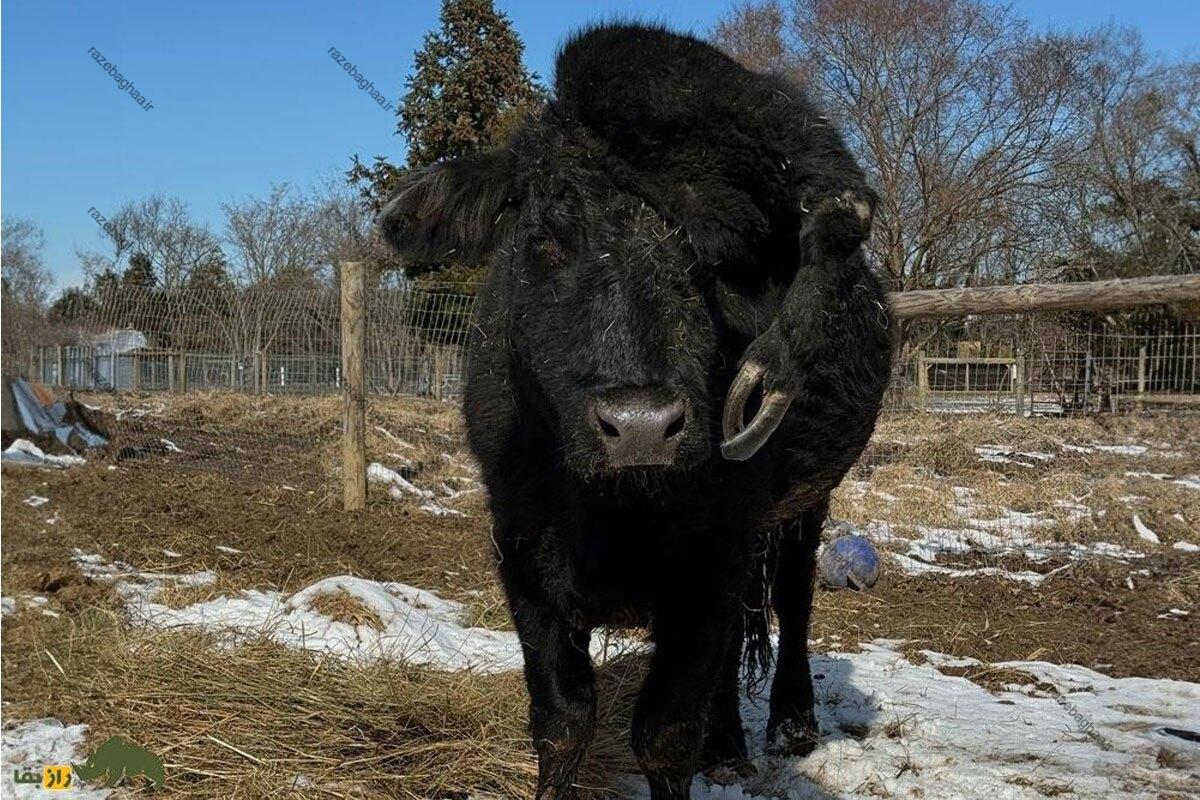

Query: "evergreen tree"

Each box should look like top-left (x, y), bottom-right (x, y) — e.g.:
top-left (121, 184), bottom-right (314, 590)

top-left (186, 252), bottom-right (233, 293)
top-left (348, 0), bottom-right (540, 213)
top-left (119, 252), bottom-right (162, 340)
top-left (347, 0), bottom-right (539, 289)
top-left (49, 288), bottom-right (99, 323)
top-left (400, 0), bottom-right (539, 168)
top-left (122, 252), bottom-right (157, 289)
top-left (92, 268), bottom-right (121, 304)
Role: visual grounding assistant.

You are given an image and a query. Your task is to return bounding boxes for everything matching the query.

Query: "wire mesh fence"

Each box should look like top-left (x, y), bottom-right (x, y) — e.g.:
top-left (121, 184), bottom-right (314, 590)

top-left (27, 286), bottom-right (1200, 411)
top-left (27, 282), bottom-right (475, 399)
top-left (888, 314), bottom-right (1200, 415)
top-left (10, 283), bottom-right (1199, 568)
top-left (17, 282), bottom-right (475, 486)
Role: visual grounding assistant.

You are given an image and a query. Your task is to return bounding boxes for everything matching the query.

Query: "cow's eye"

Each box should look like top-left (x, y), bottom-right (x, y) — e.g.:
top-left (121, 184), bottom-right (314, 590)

top-left (530, 235), bottom-right (567, 266)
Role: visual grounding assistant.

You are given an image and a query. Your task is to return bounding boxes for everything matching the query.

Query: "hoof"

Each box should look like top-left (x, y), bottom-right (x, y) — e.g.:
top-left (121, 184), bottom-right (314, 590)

top-left (765, 717), bottom-right (820, 758)
top-left (703, 759), bottom-right (758, 785)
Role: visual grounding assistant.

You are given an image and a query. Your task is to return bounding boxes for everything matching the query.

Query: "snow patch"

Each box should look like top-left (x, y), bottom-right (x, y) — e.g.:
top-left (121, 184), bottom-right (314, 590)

top-left (974, 445), bottom-right (1055, 467)
top-left (73, 552), bottom-right (636, 672)
top-left (2, 719), bottom-right (107, 799)
top-left (862, 520), bottom-right (1144, 585)
top-left (1132, 514), bottom-right (1160, 544)
top-left (71, 549), bottom-right (216, 605)
top-left (1126, 470), bottom-right (1200, 491)
top-left (618, 641), bottom-right (1200, 800)
top-left (123, 574), bottom-right (636, 671)
top-left (1066, 442), bottom-right (1150, 457)
top-left (3, 439), bottom-right (85, 469)
top-left (368, 462), bottom-right (469, 517)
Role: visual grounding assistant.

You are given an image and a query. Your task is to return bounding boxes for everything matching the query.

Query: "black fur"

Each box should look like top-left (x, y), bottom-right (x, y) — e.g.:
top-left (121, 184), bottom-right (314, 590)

top-left (380, 23), bottom-right (893, 799)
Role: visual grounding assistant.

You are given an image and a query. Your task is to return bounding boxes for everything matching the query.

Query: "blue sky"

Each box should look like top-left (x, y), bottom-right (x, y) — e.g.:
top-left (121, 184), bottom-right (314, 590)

top-left (3, 0), bottom-right (1197, 291)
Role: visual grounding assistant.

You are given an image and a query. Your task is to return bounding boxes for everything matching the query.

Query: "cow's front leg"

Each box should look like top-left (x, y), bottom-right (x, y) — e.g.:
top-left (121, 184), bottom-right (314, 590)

top-left (766, 502), bottom-right (825, 756)
top-left (634, 596), bottom-right (738, 799)
top-left (507, 588), bottom-right (595, 800)
top-left (700, 612), bottom-right (753, 780)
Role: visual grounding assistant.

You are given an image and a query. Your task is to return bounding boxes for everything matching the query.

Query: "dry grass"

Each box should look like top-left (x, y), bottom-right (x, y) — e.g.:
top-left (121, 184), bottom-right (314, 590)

top-left (834, 412), bottom-right (1200, 553)
top-left (2, 595), bottom-right (647, 799)
top-left (154, 572), bottom-right (251, 610)
top-left (2, 606), bottom-right (652, 799)
top-left (308, 590), bottom-right (384, 631)
top-left (931, 663), bottom-right (1051, 695)
top-left (6, 398), bottom-right (1200, 797)
top-left (74, 391), bottom-right (481, 505)
top-left (461, 584), bottom-right (514, 632)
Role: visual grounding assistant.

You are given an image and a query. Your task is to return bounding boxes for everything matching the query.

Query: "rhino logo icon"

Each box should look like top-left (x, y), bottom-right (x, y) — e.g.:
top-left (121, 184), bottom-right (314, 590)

top-left (73, 735), bottom-right (164, 789)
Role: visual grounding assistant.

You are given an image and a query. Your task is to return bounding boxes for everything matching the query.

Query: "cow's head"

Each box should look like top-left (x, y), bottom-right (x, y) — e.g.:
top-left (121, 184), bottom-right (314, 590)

top-left (379, 113), bottom-right (792, 477)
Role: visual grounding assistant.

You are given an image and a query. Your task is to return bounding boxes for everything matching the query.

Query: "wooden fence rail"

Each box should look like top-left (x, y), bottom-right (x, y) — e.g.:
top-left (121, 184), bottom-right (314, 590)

top-left (889, 274), bottom-right (1200, 319)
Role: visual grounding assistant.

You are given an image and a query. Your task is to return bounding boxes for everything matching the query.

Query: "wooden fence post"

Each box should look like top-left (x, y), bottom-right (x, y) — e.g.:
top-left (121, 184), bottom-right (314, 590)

top-left (434, 349), bottom-right (446, 401)
top-left (1013, 350), bottom-right (1025, 417)
top-left (916, 349), bottom-right (928, 411)
top-left (56, 346), bottom-right (66, 387)
top-left (1137, 345), bottom-right (1147, 412)
top-left (340, 261), bottom-right (367, 512)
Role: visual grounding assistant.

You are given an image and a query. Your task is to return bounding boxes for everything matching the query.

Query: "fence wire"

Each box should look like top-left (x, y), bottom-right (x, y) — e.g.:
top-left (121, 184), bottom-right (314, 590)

top-left (20, 283), bottom-right (474, 486)
top-left (13, 285), bottom-right (1200, 567)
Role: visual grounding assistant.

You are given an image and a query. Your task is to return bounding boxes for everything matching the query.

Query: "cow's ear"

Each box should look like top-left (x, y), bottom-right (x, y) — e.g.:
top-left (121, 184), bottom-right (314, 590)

top-left (378, 150), bottom-right (518, 264)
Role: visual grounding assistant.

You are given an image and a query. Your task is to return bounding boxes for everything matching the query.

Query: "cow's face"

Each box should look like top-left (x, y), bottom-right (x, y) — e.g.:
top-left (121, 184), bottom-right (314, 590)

top-left (379, 139), bottom-right (725, 477)
top-left (507, 175), bottom-right (722, 476)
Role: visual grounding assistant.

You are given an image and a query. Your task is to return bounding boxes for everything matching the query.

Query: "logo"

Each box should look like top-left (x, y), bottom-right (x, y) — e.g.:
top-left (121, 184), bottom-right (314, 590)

top-left (72, 736), bottom-right (164, 789)
top-left (11, 765), bottom-right (73, 790)
top-left (13, 736), bottom-right (164, 790)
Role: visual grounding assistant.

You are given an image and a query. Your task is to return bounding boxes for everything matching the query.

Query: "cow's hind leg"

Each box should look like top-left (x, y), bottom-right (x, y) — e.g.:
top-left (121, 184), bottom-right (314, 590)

top-left (766, 501), bottom-right (825, 756)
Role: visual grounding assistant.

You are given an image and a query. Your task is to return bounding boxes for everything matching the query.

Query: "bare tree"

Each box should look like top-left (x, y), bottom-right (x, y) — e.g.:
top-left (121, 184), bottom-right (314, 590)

top-left (713, 0), bottom-right (1092, 298)
top-left (221, 185), bottom-right (324, 287)
top-left (2, 217), bottom-right (55, 367)
top-left (77, 195), bottom-right (224, 291)
top-left (1053, 27), bottom-right (1200, 280)
top-left (2, 218), bottom-right (52, 306)
top-left (307, 175), bottom-right (401, 284)
top-left (712, 1), bottom-right (798, 74)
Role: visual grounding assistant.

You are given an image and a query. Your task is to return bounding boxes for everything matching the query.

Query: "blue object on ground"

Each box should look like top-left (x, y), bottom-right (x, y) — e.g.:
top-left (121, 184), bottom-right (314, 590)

top-left (818, 532), bottom-right (880, 590)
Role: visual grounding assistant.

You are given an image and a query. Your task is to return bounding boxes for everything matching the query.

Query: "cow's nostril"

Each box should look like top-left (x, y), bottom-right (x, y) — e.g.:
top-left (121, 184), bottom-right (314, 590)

top-left (597, 415), bottom-right (621, 438)
top-left (664, 409), bottom-right (685, 439)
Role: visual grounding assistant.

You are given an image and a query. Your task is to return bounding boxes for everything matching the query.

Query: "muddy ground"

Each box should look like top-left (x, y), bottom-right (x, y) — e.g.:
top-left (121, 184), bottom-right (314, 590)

top-left (2, 395), bottom-right (1198, 796)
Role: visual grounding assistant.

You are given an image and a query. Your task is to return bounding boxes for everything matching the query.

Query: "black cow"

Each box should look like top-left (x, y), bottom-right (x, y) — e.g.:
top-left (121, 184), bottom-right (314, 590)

top-left (380, 23), bottom-right (893, 800)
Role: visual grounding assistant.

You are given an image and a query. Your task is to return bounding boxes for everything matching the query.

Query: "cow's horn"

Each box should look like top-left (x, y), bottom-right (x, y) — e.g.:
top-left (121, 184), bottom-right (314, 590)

top-left (720, 361), bottom-right (794, 461)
